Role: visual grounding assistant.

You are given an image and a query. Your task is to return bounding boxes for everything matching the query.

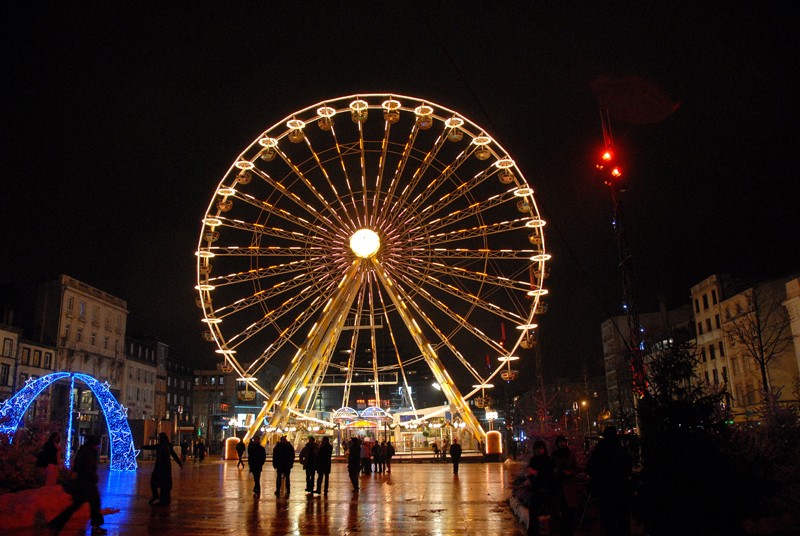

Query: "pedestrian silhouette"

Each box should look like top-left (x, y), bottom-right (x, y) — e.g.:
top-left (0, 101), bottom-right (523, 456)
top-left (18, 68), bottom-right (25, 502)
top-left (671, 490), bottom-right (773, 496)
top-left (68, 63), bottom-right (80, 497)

top-left (140, 432), bottom-right (182, 506)
top-left (48, 435), bottom-right (107, 534)
top-left (236, 438), bottom-right (246, 469)
top-left (272, 435), bottom-right (295, 496)
top-left (36, 431), bottom-right (63, 487)
top-left (449, 438), bottom-right (463, 475)
top-left (526, 439), bottom-right (557, 536)
top-left (247, 434), bottom-right (267, 495)
top-left (299, 436), bottom-right (319, 494)
top-left (315, 436), bottom-right (333, 495)
top-left (586, 426), bottom-right (632, 536)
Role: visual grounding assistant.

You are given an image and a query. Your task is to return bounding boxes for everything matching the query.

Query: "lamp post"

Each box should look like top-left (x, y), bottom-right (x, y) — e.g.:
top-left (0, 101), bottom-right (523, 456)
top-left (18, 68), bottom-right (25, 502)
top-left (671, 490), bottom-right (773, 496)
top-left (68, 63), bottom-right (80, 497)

top-left (581, 400), bottom-right (590, 436)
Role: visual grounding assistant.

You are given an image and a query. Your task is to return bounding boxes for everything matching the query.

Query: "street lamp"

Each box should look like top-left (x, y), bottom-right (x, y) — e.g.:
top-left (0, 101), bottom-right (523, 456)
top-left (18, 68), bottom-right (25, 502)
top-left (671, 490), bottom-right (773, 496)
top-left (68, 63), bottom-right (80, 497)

top-left (581, 400), bottom-right (590, 436)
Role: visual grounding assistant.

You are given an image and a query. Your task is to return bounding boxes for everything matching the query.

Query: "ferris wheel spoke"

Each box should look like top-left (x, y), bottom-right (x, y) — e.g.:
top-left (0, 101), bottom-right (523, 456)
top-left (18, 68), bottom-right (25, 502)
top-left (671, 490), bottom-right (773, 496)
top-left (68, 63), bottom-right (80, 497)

top-left (392, 268), bottom-right (527, 343)
top-left (409, 217), bottom-right (535, 247)
top-left (387, 278), bottom-right (488, 383)
top-left (248, 165), bottom-right (342, 232)
top-left (409, 189), bottom-right (519, 236)
top-left (207, 258), bottom-right (326, 286)
top-left (400, 257), bottom-right (533, 293)
top-left (225, 289), bottom-right (329, 349)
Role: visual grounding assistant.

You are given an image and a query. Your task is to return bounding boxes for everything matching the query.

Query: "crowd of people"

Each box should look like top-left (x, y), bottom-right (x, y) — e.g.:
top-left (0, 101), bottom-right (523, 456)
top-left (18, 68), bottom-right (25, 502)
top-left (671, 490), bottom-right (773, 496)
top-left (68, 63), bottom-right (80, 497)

top-left (39, 428), bottom-right (620, 536)
top-left (516, 426), bottom-right (634, 536)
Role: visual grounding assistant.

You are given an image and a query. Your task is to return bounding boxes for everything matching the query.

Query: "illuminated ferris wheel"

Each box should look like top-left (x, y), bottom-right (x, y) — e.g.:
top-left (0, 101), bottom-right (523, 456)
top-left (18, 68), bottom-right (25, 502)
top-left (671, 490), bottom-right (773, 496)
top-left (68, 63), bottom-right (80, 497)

top-left (195, 94), bottom-right (550, 442)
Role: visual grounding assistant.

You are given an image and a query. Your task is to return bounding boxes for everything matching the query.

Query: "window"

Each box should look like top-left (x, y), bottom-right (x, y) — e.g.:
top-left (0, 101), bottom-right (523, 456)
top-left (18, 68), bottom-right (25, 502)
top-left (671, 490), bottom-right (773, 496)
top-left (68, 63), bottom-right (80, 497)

top-left (210, 376), bottom-right (216, 386)
top-left (202, 376), bottom-right (208, 386)
top-left (67, 296), bottom-right (74, 311)
top-left (719, 341), bottom-right (725, 357)
top-left (91, 333), bottom-right (96, 346)
top-left (697, 322), bottom-right (703, 335)
top-left (694, 299), bottom-right (700, 313)
top-left (2, 337), bottom-right (12, 357)
top-left (44, 352), bottom-right (52, 368)
top-left (701, 347), bottom-right (707, 362)
top-left (715, 314), bottom-right (720, 329)
top-left (712, 289), bottom-right (718, 305)
top-left (705, 318), bottom-right (712, 332)
top-left (709, 345), bottom-right (716, 360)
top-left (64, 325), bottom-right (70, 341)
top-left (79, 301), bottom-right (86, 320)
top-left (219, 376), bottom-right (224, 385)
top-left (194, 377), bottom-right (200, 386)
top-left (21, 347), bottom-right (30, 365)
top-left (0, 364), bottom-right (9, 386)
top-left (713, 369), bottom-right (719, 385)
top-left (33, 350), bottom-right (41, 367)
top-left (20, 372), bottom-right (28, 385)
top-left (704, 371), bottom-right (710, 383)
top-left (722, 366), bottom-right (728, 383)
top-left (104, 336), bottom-right (109, 349)
top-left (702, 294), bottom-right (709, 310)
top-left (76, 329), bottom-right (83, 342)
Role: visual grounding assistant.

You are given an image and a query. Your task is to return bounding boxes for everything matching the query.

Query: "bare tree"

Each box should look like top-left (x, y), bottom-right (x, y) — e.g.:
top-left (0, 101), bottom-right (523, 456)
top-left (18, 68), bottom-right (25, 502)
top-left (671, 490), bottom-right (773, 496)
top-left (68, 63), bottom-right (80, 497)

top-left (723, 281), bottom-right (793, 394)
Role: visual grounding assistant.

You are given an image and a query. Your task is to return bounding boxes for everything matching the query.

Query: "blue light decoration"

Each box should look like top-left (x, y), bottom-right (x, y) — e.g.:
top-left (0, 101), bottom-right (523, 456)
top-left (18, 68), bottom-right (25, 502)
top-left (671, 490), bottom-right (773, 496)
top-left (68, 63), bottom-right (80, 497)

top-left (0, 372), bottom-right (138, 471)
top-left (65, 374), bottom-right (76, 468)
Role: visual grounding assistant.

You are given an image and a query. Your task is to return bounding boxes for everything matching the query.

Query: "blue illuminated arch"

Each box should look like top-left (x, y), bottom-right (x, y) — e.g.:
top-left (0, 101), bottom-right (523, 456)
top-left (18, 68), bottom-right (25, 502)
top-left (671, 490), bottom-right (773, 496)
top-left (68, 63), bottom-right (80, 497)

top-left (0, 372), bottom-right (138, 471)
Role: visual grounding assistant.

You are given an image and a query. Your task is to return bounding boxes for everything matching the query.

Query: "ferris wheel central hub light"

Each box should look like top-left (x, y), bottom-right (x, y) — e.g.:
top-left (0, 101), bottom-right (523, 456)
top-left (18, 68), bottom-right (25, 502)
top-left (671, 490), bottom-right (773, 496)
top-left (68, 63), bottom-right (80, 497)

top-left (350, 228), bottom-right (380, 258)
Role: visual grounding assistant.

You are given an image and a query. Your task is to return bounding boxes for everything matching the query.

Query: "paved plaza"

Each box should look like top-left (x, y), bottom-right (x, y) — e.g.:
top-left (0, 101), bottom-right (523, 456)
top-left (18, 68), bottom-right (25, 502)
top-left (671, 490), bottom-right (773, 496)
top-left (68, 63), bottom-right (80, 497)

top-left (38, 457), bottom-right (527, 535)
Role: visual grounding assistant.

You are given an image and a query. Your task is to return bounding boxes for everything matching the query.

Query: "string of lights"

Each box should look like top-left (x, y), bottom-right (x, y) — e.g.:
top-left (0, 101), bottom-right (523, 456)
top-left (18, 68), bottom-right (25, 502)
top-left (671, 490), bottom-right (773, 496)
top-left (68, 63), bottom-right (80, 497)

top-left (0, 372), bottom-right (138, 471)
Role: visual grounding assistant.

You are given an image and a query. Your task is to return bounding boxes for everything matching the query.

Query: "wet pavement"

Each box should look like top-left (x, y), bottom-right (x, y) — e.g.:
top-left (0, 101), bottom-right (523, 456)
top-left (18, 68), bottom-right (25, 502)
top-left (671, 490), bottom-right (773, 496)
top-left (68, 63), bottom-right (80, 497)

top-left (51, 457), bottom-right (527, 535)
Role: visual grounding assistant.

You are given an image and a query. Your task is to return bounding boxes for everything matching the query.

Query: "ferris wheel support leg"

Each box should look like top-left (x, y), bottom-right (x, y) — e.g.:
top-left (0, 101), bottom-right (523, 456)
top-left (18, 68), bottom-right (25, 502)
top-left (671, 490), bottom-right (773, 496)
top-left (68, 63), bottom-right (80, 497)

top-left (244, 402), bottom-right (273, 443)
top-left (265, 260), bottom-right (365, 432)
top-left (369, 258), bottom-right (486, 445)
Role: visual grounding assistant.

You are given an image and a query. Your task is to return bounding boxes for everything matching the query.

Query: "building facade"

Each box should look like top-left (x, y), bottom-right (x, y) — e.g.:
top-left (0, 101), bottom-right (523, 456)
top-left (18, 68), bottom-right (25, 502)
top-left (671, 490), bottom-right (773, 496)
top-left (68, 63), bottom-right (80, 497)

top-left (691, 274), bottom-right (800, 422)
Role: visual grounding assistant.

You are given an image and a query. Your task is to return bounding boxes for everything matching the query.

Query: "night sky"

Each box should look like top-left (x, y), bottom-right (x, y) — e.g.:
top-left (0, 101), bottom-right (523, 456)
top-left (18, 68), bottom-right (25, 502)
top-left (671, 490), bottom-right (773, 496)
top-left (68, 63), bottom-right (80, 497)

top-left (2, 3), bottom-right (797, 385)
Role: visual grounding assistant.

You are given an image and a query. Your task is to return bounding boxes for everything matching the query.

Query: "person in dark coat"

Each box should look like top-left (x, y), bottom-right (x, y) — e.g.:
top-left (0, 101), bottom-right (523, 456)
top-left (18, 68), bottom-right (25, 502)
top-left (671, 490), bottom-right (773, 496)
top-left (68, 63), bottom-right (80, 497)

top-left (247, 434), bottom-right (267, 495)
top-left (179, 439), bottom-right (189, 463)
top-left (315, 436), bottom-right (333, 494)
top-left (347, 437), bottom-right (362, 493)
top-left (236, 438), bottom-right (246, 469)
top-left (385, 441), bottom-right (395, 474)
top-left (48, 435), bottom-right (106, 534)
top-left (299, 436), bottom-right (319, 494)
top-left (552, 435), bottom-right (580, 536)
top-left (527, 439), bottom-right (557, 536)
top-left (449, 438), bottom-right (463, 475)
top-left (139, 432), bottom-right (183, 506)
top-left (37, 431), bottom-right (63, 486)
top-left (586, 426), bottom-right (632, 536)
top-left (272, 435), bottom-right (295, 496)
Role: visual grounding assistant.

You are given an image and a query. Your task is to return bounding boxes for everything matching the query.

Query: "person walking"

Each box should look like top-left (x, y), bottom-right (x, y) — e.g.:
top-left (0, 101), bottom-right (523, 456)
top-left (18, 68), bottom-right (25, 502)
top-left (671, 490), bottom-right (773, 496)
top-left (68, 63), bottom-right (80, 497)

top-left (299, 436), bottom-right (319, 494)
top-left (236, 438), bottom-right (246, 469)
top-left (385, 441), bottom-right (395, 474)
top-left (48, 435), bottom-right (106, 534)
top-left (247, 434), bottom-right (267, 495)
top-left (272, 435), bottom-right (295, 496)
top-left (139, 432), bottom-right (183, 506)
top-left (449, 438), bottom-right (463, 475)
top-left (196, 439), bottom-right (207, 462)
top-left (179, 439), bottom-right (189, 464)
top-left (586, 426), bottom-right (632, 536)
top-left (36, 431), bottom-right (63, 487)
top-left (347, 437), bottom-right (362, 493)
top-left (315, 436), bottom-right (333, 495)
top-left (526, 439), bottom-right (557, 536)
top-left (552, 435), bottom-right (579, 536)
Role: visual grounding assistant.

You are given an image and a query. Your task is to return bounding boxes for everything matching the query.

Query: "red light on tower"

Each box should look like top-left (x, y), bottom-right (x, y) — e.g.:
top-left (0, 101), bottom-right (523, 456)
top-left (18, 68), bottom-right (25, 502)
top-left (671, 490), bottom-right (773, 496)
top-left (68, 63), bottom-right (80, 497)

top-left (602, 150), bottom-right (613, 162)
top-left (611, 166), bottom-right (622, 178)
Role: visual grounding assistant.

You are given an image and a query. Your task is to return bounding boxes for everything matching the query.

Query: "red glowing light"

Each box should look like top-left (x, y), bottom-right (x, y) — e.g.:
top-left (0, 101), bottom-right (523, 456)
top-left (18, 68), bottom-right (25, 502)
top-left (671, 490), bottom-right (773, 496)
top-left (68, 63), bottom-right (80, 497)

top-left (611, 167), bottom-right (622, 178)
top-left (602, 150), bottom-right (613, 161)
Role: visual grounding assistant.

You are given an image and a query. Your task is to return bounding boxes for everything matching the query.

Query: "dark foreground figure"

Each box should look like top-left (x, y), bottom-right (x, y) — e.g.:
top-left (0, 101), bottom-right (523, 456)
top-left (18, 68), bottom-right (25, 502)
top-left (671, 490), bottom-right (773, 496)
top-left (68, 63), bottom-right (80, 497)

top-left (140, 432), bottom-right (183, 506)
top-left (48, 435), bottom-right (106, 534)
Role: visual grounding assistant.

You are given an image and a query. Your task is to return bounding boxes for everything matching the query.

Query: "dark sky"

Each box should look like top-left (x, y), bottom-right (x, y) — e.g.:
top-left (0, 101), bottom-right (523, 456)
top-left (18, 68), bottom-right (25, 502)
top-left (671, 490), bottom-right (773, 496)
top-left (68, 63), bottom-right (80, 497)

top-left (2, 3), bottom-right (797, 382)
